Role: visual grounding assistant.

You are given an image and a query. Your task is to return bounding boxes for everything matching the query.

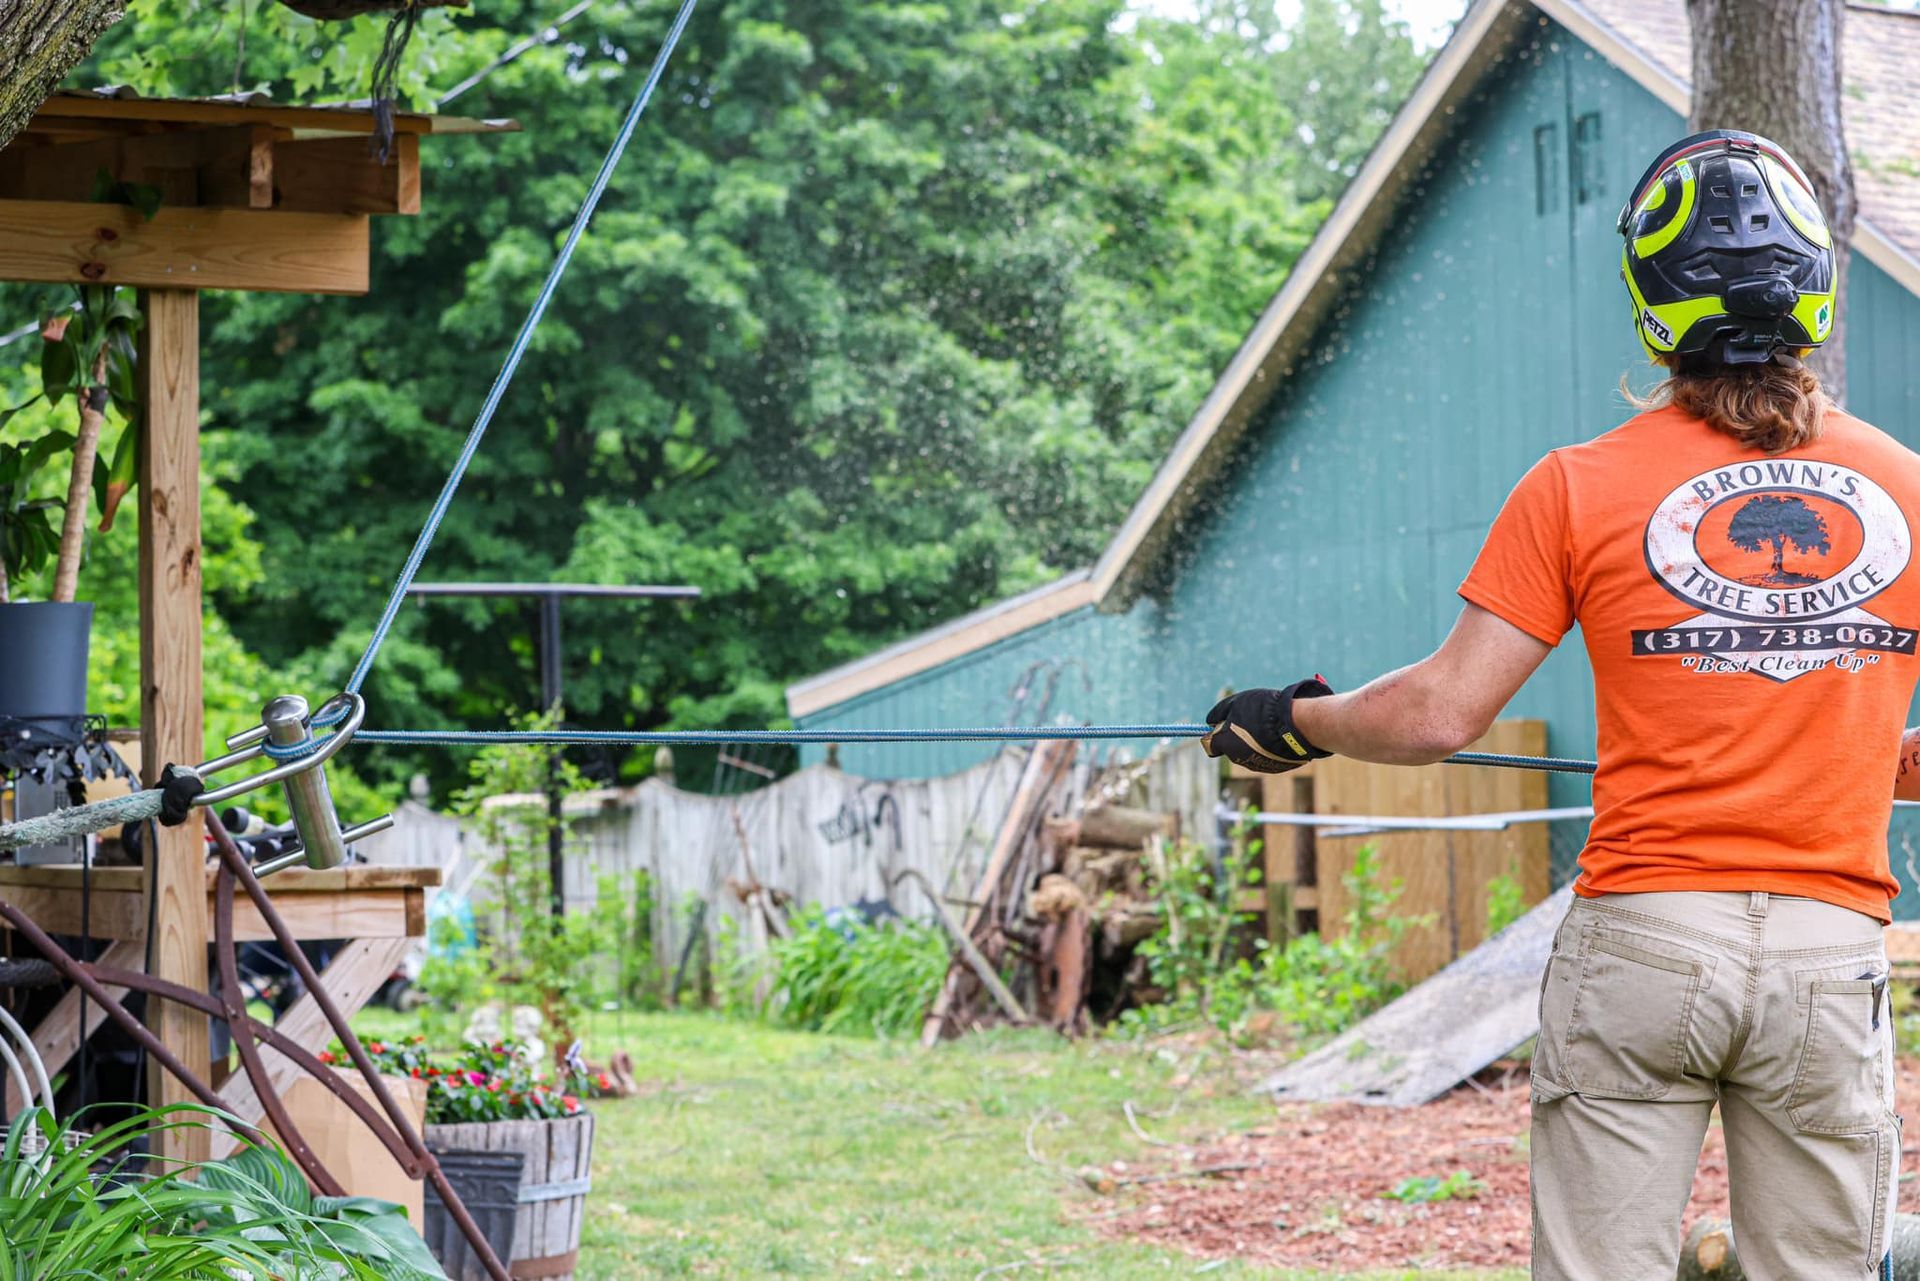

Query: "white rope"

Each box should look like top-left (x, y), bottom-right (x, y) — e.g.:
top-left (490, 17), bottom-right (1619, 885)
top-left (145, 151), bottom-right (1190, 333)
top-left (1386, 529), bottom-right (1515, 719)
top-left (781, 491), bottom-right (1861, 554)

top-left (0, 790), bottom-right (163, 853)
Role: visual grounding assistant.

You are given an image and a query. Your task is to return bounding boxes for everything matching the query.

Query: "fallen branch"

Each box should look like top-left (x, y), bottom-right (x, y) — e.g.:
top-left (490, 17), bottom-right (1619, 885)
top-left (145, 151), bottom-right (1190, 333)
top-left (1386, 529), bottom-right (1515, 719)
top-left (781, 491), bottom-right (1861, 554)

top-left (1122, 1100), bottom-right (1177, 1148)
top-left (1093, 1160), bottom-right (1269, 1191)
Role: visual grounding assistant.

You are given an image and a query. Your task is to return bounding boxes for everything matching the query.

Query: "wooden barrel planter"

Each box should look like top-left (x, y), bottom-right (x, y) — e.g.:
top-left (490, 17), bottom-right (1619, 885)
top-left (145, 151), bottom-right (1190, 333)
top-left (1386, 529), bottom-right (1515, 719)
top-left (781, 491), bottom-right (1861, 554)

top-left (426, 1113), bottom-right (595, 1281)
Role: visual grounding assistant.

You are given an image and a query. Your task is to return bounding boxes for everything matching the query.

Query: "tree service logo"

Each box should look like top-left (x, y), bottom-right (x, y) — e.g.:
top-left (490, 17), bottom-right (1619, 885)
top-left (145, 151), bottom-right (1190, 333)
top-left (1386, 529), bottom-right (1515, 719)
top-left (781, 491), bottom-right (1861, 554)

top-left (1638, 460), bottom-right (1915, 682)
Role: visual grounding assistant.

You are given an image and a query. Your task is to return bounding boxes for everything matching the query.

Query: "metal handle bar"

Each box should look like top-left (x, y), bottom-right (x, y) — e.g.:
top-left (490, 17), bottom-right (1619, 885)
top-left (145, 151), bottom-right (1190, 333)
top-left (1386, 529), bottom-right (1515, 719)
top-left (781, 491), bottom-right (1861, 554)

top-left (192, 693), bottom-right (366, 808)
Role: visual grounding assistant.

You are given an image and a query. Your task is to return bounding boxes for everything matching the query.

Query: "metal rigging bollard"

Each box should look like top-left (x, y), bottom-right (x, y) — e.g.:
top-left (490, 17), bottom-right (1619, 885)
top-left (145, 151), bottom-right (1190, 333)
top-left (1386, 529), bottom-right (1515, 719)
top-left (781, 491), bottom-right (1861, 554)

top-left (185, 691), bottom-right (392, 877)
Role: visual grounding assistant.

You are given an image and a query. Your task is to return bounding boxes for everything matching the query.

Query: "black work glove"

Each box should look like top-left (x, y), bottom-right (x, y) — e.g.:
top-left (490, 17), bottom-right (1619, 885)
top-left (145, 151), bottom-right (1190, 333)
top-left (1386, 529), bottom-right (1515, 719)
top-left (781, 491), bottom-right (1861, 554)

top-left (157, 764), bottom-right (206, 827)
top-left (1200, 678), bottom-right (1334, 774)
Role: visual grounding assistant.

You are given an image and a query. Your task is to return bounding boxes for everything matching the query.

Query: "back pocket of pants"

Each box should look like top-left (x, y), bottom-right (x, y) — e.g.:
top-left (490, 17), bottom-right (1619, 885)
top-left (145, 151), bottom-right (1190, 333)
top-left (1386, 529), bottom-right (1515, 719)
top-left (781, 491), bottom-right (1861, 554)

top-left (1789, 977), bottom-right (1886, 1136)
top-left (1561, 933), bottom-right (1706, 1100)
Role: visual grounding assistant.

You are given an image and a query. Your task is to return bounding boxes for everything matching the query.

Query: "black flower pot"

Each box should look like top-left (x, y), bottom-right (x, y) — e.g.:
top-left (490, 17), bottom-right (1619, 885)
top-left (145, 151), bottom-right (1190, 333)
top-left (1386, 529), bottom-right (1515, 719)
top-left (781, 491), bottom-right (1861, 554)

top-left (0, 601), bottom-right (93, 728)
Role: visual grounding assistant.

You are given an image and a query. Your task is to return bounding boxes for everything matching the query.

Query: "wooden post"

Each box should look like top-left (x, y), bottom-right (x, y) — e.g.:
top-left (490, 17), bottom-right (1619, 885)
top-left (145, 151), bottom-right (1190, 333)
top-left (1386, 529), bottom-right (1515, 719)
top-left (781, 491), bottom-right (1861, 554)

top-left (139, 288), bottom-right (208, 1162)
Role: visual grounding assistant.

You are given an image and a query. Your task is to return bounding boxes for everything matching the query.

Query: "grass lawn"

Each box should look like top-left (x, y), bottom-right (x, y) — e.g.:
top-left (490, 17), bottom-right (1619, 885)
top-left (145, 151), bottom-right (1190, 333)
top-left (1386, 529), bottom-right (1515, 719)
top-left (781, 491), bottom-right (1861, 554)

top-left (357, 1008), bottom-right (1528, 1279)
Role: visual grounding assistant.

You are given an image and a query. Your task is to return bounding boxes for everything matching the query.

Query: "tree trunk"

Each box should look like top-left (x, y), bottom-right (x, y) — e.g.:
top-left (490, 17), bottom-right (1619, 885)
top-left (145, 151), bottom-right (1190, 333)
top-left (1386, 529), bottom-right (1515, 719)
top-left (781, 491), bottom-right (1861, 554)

top-left (1680, 1215), bottom-right (1920, 1279)
top-left (0, 0), bottom-right (127, 156)
top-left (50, 350), bottom-right (110, 604)
top-left (1686, 0), bottom-right (1855, 399)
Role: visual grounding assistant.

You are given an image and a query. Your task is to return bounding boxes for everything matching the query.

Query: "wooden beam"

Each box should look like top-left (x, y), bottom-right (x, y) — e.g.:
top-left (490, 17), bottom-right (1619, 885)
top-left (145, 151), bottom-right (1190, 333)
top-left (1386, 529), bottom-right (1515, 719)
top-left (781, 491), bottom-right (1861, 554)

top-left (140, 287), bottom-right (207, 1164)
top-left (5, 938), bottom-right (143, 1115)
top-left (0, 864), bottom-right (441, 893)
top-left (0, 201), bottom-right (369, 294)
top-left (274, 134), bottom-right (420, 215)
top-left (0, 126), bottom-right (275, 209)
top-left (0, 884), bottom-right (426, 943)
top-left (210, 936), bottom-right (413, 1158)
top-left (29, 97), bottom-right (439, 136)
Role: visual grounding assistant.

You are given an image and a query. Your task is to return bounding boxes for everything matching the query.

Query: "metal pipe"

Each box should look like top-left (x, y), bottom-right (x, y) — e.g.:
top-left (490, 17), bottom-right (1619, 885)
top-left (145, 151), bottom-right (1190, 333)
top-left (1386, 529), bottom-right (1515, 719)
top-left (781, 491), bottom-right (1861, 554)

top-left (262, 696), bottom-right (348, 870)
top-left (404, 582), bottom-right (701, 599)
top-left (207, 823), bottom-right (511, 1281)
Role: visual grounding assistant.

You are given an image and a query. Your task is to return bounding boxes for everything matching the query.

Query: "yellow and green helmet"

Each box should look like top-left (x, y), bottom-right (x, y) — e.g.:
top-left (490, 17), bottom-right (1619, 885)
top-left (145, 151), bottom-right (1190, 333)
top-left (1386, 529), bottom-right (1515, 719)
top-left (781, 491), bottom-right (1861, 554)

top-left (1618, 129), bottom-right (1835, 367)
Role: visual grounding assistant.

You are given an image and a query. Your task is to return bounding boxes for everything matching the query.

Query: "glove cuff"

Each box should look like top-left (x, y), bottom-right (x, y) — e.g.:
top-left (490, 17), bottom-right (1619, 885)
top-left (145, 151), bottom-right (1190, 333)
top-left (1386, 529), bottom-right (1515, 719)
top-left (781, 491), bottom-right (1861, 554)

top-left (1274, 676), bottom-right (1333, 761)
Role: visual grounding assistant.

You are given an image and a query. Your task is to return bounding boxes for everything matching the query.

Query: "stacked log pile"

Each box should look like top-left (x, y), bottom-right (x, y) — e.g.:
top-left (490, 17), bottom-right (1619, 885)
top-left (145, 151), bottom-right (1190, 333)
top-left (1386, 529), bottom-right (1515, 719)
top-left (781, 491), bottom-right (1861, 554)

top-left (919, 746), bottom-right (1183, 1041)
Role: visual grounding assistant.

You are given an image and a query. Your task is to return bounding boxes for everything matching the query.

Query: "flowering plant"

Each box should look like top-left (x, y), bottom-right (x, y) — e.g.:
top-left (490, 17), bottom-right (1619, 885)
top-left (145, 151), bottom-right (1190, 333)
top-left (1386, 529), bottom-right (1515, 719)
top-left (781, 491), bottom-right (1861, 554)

top-left (324, 1035), bottom-right (612, 1125)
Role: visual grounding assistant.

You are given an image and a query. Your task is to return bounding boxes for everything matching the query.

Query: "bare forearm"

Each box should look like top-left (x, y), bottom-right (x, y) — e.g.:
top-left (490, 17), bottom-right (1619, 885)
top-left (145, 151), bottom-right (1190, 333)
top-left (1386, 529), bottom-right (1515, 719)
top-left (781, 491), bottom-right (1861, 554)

top-left (1895, 728), bottom-right (1920, 801)
top-left (1291, 661), bottom-right (1485, 765)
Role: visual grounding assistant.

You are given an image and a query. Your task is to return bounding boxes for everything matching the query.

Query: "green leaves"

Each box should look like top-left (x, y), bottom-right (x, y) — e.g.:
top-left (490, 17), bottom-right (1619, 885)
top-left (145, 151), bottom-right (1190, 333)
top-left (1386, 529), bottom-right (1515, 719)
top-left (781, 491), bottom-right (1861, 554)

top-left (60, 0), bottom-right (1428, 797)
top-left (757, 908), bottom-right (950, 1037)
top-left (0, 1103), bottom-right (447, 1280)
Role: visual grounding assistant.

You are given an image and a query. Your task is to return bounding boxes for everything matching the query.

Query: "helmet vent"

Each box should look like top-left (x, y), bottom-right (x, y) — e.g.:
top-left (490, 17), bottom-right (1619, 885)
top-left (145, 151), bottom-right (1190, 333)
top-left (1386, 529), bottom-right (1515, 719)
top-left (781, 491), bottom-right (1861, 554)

top-left (1750, 214), bottom-right (1770, 230)
top-left (1710, 214), bottom-right (1734, 233)
top-left (1742, 183), bottom-right (1758, 196)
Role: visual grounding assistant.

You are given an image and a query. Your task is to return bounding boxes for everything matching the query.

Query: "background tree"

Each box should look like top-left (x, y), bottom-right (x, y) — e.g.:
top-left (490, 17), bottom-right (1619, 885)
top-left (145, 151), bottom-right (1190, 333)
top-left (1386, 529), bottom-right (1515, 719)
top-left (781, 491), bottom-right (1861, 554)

top-left (23, 0), bottom-right (1427, 797)
top-left (1686, 0), bottom-right (1855, 395)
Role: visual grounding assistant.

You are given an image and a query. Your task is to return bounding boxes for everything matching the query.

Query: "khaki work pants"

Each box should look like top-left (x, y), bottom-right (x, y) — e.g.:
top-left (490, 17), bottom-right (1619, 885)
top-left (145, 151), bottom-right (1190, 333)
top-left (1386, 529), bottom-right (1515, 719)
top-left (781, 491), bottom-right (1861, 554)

top-left (1531, 890), bottom-right (1898, 1281)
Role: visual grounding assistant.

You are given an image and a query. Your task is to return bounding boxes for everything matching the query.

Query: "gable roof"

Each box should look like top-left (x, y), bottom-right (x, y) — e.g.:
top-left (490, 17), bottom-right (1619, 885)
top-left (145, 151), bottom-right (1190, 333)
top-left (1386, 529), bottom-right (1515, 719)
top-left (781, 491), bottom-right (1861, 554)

top-left (788, 0), bottom-right (1920, 722)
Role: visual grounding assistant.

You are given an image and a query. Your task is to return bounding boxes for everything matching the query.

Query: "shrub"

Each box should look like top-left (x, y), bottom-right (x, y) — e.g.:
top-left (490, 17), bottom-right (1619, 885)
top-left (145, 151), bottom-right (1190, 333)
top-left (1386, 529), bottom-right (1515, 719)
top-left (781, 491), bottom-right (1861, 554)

top-left (1118, 822), bottom-right (1428, 1047)
top-left (757, 908), bottom-right (949, 1038)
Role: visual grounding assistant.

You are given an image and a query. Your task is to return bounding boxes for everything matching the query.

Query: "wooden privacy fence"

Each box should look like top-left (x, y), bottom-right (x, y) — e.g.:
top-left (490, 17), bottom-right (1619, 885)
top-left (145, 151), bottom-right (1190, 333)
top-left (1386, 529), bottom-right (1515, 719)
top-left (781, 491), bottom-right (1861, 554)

top-left (1250, 719), bottom-right (1559, 986)
top-left (382, 725), bottom-right (1569, 988)
top-left (385, 743), bottom-right (1223, 972)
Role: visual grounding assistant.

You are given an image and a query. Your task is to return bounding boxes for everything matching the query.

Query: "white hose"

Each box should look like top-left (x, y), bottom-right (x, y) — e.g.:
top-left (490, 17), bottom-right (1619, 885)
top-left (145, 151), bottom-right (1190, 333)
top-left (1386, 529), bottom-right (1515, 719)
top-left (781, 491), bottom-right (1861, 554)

top-left (0, 1028), bottom-right (35, 1123)
top-left (0, 1001), bottom-right (56, 1116)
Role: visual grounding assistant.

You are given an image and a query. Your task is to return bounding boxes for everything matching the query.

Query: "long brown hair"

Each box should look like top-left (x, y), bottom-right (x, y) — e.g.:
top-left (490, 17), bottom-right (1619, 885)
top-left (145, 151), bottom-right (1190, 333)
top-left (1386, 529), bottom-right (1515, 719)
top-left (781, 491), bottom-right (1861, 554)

top-left (1629, 358), bottom-right (1828, 454)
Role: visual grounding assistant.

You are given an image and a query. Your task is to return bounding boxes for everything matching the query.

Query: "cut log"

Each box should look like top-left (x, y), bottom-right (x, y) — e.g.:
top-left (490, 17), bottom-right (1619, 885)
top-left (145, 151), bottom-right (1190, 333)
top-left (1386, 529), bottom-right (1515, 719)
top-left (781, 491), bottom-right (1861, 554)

top-left (1078, 805), bottom-right (1177, 850)
top-left (1101, 906), bottom-right (1164, 950)
top-left (1035, 906), bottom-right (1090, 1036)
top-left (1678, 1216), bottom-right (1920, 1280)
top-left (1066, 847), bottom-right (1143, 898)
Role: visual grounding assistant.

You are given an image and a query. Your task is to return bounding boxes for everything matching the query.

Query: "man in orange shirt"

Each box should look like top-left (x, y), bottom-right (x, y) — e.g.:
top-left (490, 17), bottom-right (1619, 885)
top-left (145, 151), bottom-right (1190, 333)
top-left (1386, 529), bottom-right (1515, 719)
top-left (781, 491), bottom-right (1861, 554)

top-left (1204, 131), bottom-right (1917, 1279)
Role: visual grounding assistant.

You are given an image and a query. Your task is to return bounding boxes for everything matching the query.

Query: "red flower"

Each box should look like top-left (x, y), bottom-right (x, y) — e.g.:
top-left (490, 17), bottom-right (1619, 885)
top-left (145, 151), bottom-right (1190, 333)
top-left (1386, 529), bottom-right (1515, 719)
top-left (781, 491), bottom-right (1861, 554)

top-left (595, 1073), bottom-right (611, 1091)
top-left (318, 1050), bottom-right (335, 1065)
top-left (562, 1095), bottom-right (580, 1113)
top-left (369, 1041), bottom-right (385, 1054)
top-left (411, 1067), bottom-right (423, 1079)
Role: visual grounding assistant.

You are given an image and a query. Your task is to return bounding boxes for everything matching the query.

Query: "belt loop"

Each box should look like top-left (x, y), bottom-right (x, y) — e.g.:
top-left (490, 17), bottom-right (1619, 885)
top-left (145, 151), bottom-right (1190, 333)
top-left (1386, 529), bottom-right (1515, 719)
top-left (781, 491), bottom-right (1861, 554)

top-left (1747, 891), bottom-right (1769, 919)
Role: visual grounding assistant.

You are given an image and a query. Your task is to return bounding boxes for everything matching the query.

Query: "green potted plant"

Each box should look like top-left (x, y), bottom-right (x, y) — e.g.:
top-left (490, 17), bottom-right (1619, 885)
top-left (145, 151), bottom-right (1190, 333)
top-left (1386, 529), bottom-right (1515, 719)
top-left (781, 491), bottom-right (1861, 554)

top-left (349, 1036), bottom-right (608, 1281)
top-left (0, 286), bottom-right (140, 732)
top-left (0, 1102), bottom-right (448, 1279)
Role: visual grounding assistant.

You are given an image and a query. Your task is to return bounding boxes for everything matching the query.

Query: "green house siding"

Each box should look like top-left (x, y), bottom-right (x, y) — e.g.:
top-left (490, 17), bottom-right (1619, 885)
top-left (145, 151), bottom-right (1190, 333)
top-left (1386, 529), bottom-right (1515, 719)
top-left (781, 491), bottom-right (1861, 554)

top-left (796, 20), bottom-right (1920, 904)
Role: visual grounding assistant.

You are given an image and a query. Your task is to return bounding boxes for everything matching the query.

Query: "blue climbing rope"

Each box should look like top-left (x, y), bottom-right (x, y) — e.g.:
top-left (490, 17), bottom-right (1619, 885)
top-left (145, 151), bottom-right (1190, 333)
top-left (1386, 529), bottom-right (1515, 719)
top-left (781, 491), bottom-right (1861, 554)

top-left (352, 727), bottom-right (1604, 775)
top-left (345, 0), bottom-right (702, 696)
top-left (356, 725), bottom-right (1207, 746)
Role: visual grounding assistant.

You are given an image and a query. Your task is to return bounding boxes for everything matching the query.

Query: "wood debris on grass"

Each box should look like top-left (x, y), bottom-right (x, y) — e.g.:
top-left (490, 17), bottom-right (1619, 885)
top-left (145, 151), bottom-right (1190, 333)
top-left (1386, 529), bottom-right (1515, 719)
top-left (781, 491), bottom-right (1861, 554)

top-left (1090, 1058), bottom-right (1920, 1272)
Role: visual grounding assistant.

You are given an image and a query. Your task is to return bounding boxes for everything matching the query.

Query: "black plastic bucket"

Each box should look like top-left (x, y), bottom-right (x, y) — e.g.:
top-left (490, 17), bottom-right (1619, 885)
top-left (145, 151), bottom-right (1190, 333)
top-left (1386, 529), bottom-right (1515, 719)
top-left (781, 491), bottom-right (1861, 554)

top-left (0, 602), bottom-right (92, 725)
top-left (423, 1148), bottom-right (525, 1281)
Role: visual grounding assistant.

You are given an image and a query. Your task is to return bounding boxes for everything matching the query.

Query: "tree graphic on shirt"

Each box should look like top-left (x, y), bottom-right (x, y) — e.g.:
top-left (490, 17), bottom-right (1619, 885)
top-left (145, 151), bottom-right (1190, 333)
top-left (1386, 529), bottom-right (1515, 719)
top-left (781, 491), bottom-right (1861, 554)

top-left (1725, 494), bottom-right (1832, 587)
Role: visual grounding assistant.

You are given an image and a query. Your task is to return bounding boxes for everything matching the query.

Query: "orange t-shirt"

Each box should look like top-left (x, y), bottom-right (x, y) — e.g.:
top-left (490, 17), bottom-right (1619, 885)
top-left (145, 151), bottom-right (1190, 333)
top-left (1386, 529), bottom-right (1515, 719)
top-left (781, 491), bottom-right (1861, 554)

top-left (1460, 404), bottom-right (1920, 921)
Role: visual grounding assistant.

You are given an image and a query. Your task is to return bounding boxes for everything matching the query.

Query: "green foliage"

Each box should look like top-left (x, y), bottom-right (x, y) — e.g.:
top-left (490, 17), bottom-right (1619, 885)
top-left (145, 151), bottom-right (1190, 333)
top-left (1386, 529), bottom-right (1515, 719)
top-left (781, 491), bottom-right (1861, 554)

top-left (0, 1103), bottom-right (443, 1279)
top-left (440, 713), bottom-right (611, 1047)
top-left (754, 907), bottom-right (950, 1038)
top-left (1484, 867), bottom-right (1526, 937)
top-left (0, 432), bottom-right (68, 597)
top-left (1118, 832), bottom-right (1427, 1047)
top-left (51, 1), bottom-right (1426, 803)
top-left (1381, 1169), bottom-right (1486, 1204)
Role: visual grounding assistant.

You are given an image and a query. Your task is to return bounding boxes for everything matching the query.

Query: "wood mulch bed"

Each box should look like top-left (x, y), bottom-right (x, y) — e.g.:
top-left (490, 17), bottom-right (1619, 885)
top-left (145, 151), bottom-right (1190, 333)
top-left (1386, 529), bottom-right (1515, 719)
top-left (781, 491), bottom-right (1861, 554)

top-left (1090, 1058), bottom-right (1920, 1272)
